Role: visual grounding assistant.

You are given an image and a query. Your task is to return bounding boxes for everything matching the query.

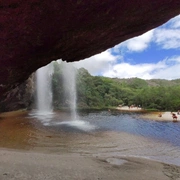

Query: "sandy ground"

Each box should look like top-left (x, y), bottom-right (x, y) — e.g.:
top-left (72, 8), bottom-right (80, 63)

top-left (116, 106), bottom-right (144, 112)
top-left (0, 109), bottom-right (180, 179)
top-left (141, 111), bottom-right (180, 122)
top-left (116, 106), bottom-right (180, 122)
top-left (0, 148), bottom-right (180, 180)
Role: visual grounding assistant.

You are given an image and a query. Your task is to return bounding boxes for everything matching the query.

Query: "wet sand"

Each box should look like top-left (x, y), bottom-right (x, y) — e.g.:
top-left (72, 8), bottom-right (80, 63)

top-left (0, 110), bottom-right (180, 179)
top-left (1, 148), bottom-right (180, 180)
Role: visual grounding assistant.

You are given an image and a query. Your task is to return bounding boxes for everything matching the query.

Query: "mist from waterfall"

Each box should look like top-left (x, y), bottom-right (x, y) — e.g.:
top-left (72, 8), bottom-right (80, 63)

top-left (36, 63), bottom-right (53, 114)
top-left (61, 62), bottom-right (78, 120)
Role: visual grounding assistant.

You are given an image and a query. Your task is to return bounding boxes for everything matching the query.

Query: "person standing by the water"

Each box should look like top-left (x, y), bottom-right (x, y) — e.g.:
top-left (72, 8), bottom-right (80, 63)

top-left (171, 112), bottom-right (178, 121)
top-left (158, 112), bottom-right (162, 117)
top-left (177, 110), bottom-right (180, 115)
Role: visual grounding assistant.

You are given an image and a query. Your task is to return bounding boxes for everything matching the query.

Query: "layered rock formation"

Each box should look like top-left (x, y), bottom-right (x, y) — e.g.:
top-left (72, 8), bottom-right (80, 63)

top-left (0, 0), bottom-right (180, 111)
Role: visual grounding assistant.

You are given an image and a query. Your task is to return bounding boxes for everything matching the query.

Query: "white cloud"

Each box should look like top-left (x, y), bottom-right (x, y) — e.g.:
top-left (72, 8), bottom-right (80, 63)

top-left (103, 63), bottom-right (152, 79)
top-left (102, 57), bottom-right (180, 80)
top-left (73, 50), bottom-right (120, 75)
top-left (171, 56), bottom-right (180, 63)
top-left (102, 61), bottom-right (166, 79)
top-left (152, 14), bottom-right (180, 49)
top-left (125, 30), bottom-right (154, 52)
top-left (168, 14), bottom-right (180, 29)
top-left (112, 30), bottom-right (154, 53)
top-left (72, 15), bottom-right (180, 80)
top-left (112, 15), bottom-right (180, 53)
top-left (154, 29), bottom-right (180, 49)
top-left (73, 51), bottom-right (180, 80)
top-left (150, 64), bottom-right (180, 80)
top-left (150, 56), bottom-right (180, 79)
top-left (73, 52), bottom-right (180, 80)
top-left (72, 49), bottom-right (180, 80)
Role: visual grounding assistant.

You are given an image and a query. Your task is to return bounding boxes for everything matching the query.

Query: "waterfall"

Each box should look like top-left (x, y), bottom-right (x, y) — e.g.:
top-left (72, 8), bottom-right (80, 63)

top-left (36, 63), bottom-right (53, 114)
top-left (61, 62), bottom-right (78, 120)
top-left (30, 60), bottom-right (95, 132)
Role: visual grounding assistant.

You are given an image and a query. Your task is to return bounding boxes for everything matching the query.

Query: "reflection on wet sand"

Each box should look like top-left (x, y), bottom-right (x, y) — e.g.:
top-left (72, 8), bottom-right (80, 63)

top-left (0, 110), bottom-right (35, 149)
top-left (0, 110), bottom-right (180, 167)
top-left (1, 110), bottom-right (180, 180)
top-left (0, 110), bottom-right (99, 152)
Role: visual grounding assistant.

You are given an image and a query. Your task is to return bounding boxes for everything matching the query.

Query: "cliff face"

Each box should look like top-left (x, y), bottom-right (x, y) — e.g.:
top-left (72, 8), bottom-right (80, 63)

top-left (0, 0), bottom-right (180, 111)
top-left (0, 74), bottom-right (36, 112)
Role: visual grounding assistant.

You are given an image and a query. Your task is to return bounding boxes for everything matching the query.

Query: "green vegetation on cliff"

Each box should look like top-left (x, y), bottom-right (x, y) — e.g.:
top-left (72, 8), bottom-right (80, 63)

top-left (51, 62), bottom-right (180, 111)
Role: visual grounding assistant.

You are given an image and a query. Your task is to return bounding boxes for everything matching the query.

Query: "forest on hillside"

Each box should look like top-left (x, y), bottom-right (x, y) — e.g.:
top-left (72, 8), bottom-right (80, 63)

top-left (51, 62), bottom-right (180, 111)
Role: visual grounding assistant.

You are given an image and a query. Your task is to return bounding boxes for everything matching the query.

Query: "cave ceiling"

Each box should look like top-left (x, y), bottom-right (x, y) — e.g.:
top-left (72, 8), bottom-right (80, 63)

top-left (0, 0), bottom-right (180, 96)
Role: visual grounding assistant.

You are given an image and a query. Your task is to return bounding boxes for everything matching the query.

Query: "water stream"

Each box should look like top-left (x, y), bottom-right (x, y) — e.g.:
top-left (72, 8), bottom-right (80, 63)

top-left (61, 62), bottom-right (77, 120)
top-left (36, 63), bottom-right (53, 114)
top-left (31, 61), bottom-right (94, 131)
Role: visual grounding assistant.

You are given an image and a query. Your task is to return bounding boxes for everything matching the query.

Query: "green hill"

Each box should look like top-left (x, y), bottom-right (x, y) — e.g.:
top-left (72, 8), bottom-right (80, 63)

top-left (51, 62), bottom-right (180, 111)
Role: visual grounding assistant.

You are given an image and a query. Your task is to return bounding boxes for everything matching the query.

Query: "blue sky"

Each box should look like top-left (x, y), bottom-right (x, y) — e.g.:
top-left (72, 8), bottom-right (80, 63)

top-left (73, 15), bottom-right (180, 80)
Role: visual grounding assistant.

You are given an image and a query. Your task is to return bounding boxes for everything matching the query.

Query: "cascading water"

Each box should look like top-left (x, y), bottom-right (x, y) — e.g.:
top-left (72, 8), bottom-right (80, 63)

top-left (36, 63), bottom-right (53, 114)
top-left (61, 62), bottom-right (78, 120)
top-left (52, 61), bottom-right (95, 131)
top-left (29, 63), bottom-right (54, 123)
top-left (30, 60), bottom-right (95, 132)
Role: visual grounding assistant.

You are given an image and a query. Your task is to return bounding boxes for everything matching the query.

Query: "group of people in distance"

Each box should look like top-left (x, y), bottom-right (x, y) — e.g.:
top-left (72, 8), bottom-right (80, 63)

top-left (158, 110), bottom-right (180, 122)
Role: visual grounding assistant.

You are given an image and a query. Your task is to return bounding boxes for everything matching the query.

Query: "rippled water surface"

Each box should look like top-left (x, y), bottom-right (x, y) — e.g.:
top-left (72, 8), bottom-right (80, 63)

top-left (80, 111), bottom-right (180, 146)
top-left (0, 110), bottom-right (180, 166)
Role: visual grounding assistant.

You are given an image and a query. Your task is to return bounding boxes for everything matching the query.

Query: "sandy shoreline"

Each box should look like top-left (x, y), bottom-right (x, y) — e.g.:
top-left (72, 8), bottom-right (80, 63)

top-left (0, 110), bottom-right (180, 179)
top-left (116, 106), bottom-right (180, 122)
top-left (0, 148), bottom-right (180, 180)
top-left (0, 130), bottom-right (180, 180)
top-left (141, 111), bottom-right (180, 122)
top-left (116, 106), bottom-right (144, 112)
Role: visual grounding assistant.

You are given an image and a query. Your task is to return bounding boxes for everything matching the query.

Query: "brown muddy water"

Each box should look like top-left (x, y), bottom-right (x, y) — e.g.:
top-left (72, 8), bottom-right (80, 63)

top-left (0, 110), bottom-right (180, 166)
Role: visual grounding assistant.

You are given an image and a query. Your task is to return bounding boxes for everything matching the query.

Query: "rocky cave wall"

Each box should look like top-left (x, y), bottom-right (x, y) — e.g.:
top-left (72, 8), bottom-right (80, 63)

top-left (0, 0), bottom-right (180, 111)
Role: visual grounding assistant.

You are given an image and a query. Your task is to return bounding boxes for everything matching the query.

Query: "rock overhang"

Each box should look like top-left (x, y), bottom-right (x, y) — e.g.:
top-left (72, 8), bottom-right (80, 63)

top-left (0, 0), bottom-right (180, 95)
